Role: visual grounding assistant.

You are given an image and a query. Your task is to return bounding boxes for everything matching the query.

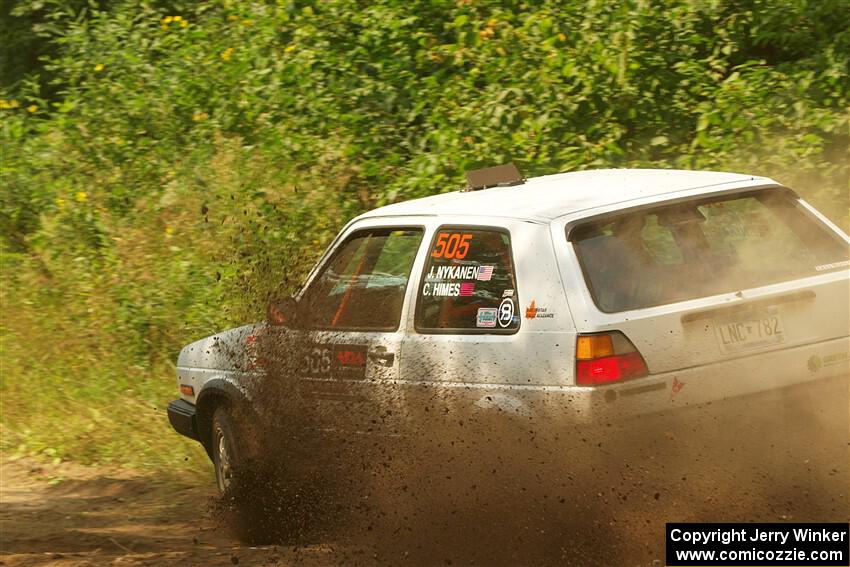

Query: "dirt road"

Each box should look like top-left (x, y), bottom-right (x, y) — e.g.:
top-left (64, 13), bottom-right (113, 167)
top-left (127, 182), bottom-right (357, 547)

top-left (0, 457), bottom-right (346, 567)
top-left (2, 379), bottom-right (847, 567)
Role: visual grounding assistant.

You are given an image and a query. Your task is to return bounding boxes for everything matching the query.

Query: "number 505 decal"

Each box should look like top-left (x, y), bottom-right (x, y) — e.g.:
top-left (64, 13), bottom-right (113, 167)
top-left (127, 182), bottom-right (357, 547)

top-left (432, 233), bottom-right (472, 259)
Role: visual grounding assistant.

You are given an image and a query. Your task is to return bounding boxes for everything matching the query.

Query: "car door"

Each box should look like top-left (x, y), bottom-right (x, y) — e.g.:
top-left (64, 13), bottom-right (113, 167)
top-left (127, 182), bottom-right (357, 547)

top-left (397, 219), bottom-right (576, 421)
top-left (290, 223), bottom-right (425, 432)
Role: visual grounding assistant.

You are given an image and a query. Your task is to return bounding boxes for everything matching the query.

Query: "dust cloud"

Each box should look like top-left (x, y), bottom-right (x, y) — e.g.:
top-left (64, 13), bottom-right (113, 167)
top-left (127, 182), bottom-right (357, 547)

top-left (205, 329), bottom-right (849, 567)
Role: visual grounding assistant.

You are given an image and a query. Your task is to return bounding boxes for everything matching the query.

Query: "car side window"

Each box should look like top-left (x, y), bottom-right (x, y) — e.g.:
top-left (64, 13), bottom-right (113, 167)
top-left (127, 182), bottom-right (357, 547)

top-left (415, 227), bottom-right (520, 333)
top-left (298, 227), bottom-right (423, 331)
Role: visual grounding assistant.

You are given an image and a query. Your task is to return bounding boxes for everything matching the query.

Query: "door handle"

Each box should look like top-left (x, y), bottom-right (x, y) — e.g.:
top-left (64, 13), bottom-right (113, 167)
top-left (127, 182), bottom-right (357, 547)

top-left (368, 348), bottom-right (395, 367)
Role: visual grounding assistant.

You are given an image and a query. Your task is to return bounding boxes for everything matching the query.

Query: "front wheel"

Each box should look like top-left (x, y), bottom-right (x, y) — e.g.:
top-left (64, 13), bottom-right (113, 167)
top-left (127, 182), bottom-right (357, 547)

top-left (212, 406), bottom-right (274, 543)
top-left (212, 408), bottom-right (242, 494)
top-left (209, 405), bottom-right (317, 544)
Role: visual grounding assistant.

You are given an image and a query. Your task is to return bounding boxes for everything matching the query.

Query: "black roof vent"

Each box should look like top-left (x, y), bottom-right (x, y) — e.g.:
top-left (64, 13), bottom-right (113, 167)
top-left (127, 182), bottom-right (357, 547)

top-left (463, 163), bottom-right (524, 192)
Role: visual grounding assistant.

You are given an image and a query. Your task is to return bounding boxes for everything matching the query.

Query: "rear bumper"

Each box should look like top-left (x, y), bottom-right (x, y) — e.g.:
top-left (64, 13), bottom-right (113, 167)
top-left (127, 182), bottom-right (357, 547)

top-left (167, 398), bottom-right (200, 441)
top-left (577, 336), bottom-right (849, 421)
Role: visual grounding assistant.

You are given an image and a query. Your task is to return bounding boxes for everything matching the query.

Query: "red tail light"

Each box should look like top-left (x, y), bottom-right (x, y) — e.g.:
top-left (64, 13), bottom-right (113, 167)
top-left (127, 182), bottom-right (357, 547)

top-left (575, 332), bottom-right (648, 386)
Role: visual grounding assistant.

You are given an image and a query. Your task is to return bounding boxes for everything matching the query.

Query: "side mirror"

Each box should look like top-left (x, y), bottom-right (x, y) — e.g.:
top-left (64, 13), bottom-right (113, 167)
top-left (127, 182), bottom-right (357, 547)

top-left (267, 296), bottom-right (299, 327)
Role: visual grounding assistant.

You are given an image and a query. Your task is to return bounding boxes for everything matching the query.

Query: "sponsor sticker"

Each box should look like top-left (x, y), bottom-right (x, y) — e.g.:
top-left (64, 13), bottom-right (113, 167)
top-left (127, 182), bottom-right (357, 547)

top-left (808, 351), bottom-right (849, 373)
top-left (332, 344), bottom-right (368, 379)
top-left (502, 288), bottom-right (515, 297)
top-left (670, 376), bottom-right (685, 400)
top-left (335, 346), bottom-right (366, 367)
top-left (498, 298), bottom-right (515, 328)
top-left (524, 299), bottom-right (555, 319)
top-left (476, 307), bottom-right (498, 327)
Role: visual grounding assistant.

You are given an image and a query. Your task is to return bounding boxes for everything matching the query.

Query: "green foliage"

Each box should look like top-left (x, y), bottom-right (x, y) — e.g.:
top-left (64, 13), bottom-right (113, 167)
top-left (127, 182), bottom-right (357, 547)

top-left (1, 0), bottom-right (848, 470)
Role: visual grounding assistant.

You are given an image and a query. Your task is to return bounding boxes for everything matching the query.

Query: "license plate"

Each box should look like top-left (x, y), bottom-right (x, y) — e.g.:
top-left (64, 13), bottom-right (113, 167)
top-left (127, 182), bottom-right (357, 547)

top-left (714, 308), bottom-right (785, 353)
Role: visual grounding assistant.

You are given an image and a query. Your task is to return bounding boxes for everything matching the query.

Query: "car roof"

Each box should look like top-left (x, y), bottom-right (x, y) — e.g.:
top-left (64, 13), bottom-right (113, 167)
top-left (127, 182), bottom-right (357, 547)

top-left (359, 168), bottom-right (776, 223)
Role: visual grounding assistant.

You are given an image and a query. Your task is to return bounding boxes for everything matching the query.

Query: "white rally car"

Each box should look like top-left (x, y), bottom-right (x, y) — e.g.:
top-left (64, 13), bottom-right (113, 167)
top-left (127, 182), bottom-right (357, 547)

top-left (167, 166), bottom-right (849, 496)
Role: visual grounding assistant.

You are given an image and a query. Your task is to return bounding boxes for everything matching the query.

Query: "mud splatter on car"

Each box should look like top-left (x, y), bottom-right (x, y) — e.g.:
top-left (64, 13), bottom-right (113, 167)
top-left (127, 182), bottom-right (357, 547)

top-left (167, 167), bottom-right (850, 564)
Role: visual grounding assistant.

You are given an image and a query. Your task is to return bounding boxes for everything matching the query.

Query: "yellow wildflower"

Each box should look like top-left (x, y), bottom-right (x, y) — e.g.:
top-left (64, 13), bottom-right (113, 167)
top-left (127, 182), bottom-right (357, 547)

top-left (9, 99), bottom-right (19, 108)
top-left (161, 16), bottom-right (173, 24)
top-left (0, 100), bottom-right (8, 110)
top-left (558, 32), bottom-right (566, 41)
top-left (173, 15), bottom-right (182, 22)
top-left (27, 104), bottom-right (38, 113)
top-left (284, 44), bottom-right (296, 54)
top-left (94, 63), bottom-right (104, 72)
top-left (241, 19), bottom-right (253, 26)
top-left (75, 192), bottom-right (88, 203)
top-left (479, 27), bottom-right (494, 40)
top-left (227, 14), bottom-right (239, 21)
top-left (164, 226), bottom-right (175, 237)
top-left (192, 111), bottom-right (209, 121)
top-left (180, 19), bottom-right (188, 28)
top-left (55, 197), bottom-right (67, 209)
top-left (220, 47), bottom-right (234, 61)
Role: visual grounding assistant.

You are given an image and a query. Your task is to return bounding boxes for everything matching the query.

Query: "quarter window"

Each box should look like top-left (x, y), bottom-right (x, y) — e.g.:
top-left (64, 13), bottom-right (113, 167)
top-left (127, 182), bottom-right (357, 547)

top-left (416, 228), bottom-right (520, 332)
top-left (299, 227), bottom-right (423, 331)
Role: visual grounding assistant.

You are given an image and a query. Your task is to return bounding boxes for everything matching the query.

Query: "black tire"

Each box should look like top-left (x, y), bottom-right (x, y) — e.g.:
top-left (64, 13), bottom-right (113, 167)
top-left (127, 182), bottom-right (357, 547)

top-left (210, 405), bottom-right (323, 544)
top-left (211, 407), bottom-right (244, 495)
top-left (212, 406), bottom-right (275, 543)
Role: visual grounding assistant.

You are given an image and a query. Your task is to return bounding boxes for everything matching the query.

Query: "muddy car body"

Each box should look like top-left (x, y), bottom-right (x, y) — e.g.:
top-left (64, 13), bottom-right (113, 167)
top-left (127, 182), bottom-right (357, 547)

top-left (168, 168), bottom-right (850, 494)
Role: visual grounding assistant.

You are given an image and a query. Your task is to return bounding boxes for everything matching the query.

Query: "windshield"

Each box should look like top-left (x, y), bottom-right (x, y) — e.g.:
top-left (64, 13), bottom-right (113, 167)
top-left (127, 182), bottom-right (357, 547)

top-left (571, 188), bottom-right (850, 312)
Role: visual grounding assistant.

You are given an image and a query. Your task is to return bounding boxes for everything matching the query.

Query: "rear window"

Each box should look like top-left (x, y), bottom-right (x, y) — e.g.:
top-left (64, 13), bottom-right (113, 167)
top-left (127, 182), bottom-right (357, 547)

top-left (416, 228), bottom-right (520, 333)
top-left (571, 189), bottom-right (849, 312)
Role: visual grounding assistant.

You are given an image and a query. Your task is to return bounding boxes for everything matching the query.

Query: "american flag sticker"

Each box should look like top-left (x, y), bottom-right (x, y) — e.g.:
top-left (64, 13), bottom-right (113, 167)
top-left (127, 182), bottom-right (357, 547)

top-left (459, 282), bottom-right (476, 296)
top-left (476, 265), bottom-right (494, 281)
